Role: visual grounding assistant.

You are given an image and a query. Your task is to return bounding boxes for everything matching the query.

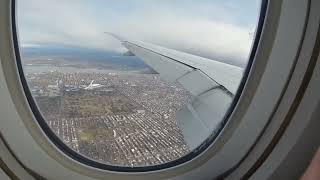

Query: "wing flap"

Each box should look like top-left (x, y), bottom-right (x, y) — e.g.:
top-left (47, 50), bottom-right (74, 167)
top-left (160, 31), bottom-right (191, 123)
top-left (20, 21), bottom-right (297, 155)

top-left (177, 69), bottom-right (220, 96)
top-left (177, 88), bottom-right (232, 149)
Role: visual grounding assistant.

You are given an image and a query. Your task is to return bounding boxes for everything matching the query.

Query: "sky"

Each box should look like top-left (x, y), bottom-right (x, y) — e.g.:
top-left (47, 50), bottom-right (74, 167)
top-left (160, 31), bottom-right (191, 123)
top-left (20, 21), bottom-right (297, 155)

top-left (17, 0), bottom-right (261, 67)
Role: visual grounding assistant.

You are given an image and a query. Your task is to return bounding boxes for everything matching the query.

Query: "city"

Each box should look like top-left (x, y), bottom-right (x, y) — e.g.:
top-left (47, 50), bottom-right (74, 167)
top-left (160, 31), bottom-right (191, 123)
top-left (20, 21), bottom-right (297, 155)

top-left (26, 70), bottom-right (193, 166)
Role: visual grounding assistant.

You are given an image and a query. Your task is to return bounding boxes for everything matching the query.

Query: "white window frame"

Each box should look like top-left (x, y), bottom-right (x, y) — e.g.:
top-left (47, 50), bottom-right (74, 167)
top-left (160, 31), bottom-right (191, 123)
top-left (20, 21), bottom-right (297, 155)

top-left (0, 0), bottom-right (319, 179)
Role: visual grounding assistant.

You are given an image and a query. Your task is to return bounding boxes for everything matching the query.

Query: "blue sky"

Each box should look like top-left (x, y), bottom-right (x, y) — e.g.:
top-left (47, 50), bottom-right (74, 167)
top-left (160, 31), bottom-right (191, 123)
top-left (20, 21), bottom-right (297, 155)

top-left (17, 0), bottom-right (261, 66)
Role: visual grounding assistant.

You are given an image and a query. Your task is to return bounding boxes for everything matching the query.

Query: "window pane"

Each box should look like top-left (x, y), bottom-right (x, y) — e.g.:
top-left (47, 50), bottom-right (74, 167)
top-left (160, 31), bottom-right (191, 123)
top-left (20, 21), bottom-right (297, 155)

top-left (17, 0), bottom-right (261, 168)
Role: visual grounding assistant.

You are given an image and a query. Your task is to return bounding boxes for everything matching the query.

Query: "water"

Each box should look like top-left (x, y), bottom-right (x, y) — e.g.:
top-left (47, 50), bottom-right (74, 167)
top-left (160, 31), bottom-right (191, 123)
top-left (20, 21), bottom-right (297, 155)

top-left (23, 64), bottom-right (147, 74)
top-left (21, 45), bottom-right (155, 74)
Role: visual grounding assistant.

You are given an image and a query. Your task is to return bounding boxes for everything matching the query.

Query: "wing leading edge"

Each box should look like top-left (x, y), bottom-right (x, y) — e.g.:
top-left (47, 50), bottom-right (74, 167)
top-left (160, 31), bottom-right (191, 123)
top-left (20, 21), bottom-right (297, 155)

top-left (110, 34), bottom-right (243, 95)
top-left (111, 34), bottom-right (244, 150)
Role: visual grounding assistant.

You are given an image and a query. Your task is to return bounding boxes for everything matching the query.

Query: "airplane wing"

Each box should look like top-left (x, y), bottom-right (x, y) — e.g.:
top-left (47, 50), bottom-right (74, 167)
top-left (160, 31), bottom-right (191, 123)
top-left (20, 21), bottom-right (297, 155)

top-left (111, 34), bottom-right (244, 149)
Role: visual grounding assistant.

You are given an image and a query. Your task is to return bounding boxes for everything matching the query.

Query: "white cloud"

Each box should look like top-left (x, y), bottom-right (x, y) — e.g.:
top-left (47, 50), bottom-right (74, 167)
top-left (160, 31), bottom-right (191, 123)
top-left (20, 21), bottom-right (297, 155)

top-left (17, 0), bottom-right (259, 67)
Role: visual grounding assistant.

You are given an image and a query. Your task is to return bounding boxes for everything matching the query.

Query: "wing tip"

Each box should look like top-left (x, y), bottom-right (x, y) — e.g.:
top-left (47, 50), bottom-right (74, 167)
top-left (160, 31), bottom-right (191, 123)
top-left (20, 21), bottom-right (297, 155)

top-left (104, 32), bottom-right (124, 42)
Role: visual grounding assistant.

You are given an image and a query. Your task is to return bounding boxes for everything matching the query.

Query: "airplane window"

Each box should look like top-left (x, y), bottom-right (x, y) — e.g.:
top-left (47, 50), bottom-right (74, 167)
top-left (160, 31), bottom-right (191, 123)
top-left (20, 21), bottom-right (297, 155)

top-left (16, 0), bottom-right (262, 170)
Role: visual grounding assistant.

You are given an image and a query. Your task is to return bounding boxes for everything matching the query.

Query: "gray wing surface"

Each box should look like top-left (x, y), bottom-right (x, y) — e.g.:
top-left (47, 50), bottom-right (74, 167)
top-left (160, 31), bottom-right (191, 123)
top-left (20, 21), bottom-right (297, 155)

top-left (111, 34), bottom-right (244, 149)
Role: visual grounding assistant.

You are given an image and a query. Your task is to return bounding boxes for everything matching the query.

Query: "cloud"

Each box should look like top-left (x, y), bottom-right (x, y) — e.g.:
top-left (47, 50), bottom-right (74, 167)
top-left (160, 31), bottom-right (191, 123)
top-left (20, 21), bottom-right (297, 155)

top-left (17, 0), bottom-right (260, 67)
